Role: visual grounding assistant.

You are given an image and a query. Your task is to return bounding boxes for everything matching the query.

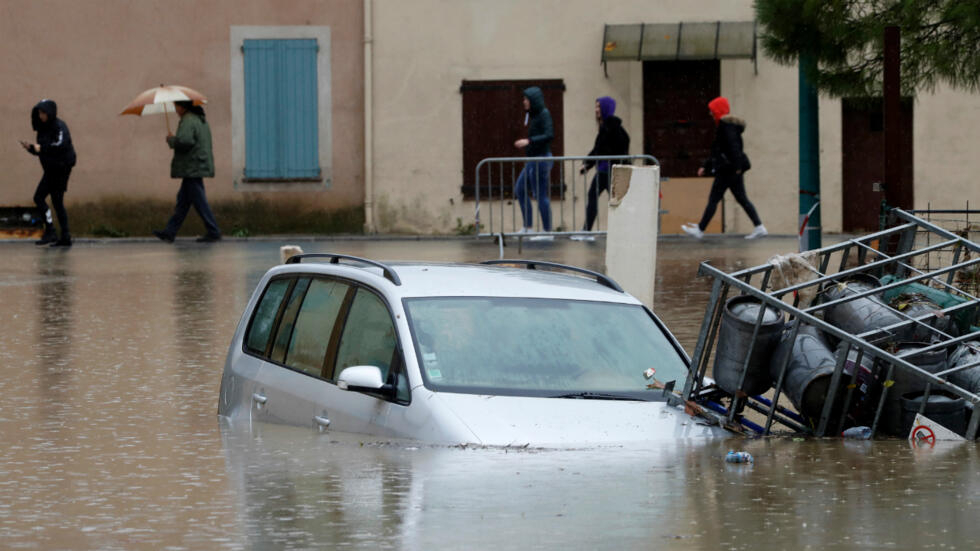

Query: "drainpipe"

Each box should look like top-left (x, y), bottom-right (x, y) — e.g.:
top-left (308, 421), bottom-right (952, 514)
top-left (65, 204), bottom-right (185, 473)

top-left (363, 0), bottom-right (375, 233)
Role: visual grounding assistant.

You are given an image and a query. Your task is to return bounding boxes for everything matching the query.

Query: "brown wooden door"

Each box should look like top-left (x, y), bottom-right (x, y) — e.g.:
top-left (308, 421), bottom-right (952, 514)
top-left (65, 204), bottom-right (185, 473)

top-left (460, 79), bottom-right (564, 198)
top-left (643, 60), bottom-right (720, 177)
top-left (842, 98), bottom-right (914, 232)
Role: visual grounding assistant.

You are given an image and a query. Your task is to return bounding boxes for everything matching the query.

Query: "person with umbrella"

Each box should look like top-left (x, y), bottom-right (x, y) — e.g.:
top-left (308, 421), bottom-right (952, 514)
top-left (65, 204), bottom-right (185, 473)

top-left (20, 99), bottom-right (76, 247)
top-left (152, 100), bottom-right (222, 243)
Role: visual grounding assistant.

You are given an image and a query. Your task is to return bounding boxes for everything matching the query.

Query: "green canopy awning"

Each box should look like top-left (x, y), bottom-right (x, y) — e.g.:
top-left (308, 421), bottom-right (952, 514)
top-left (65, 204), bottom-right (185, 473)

top-left (602, 21), bottom-right (756, 62)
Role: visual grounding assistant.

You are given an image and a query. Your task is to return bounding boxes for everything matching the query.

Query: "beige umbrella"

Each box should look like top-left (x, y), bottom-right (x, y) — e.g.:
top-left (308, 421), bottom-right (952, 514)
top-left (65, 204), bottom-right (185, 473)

top-left (119, 84), bottom-right (207, 133)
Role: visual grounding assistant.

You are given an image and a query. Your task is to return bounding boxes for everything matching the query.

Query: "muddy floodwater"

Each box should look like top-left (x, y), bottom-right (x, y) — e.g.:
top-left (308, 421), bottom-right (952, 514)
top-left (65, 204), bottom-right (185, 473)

top-left (2, 236), bottom-right (979, 550)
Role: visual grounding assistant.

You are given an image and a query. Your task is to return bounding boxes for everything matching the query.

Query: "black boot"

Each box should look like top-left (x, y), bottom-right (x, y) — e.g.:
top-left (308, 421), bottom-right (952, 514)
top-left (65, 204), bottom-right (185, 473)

top-left (35, 227), bottom-right (57, 246)
top-left (50, 233), bottom-right (72, 248)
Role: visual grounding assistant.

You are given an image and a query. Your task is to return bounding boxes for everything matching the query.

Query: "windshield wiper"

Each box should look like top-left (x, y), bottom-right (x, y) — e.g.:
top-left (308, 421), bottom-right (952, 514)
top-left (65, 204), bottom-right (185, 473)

top-left (549, 391), bottom-right (645, 401)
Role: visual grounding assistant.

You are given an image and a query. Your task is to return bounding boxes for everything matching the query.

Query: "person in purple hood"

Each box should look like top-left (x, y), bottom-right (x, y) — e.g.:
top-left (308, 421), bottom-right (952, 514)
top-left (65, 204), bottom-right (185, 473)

top-left (578, 96), bottom-right (630, 235)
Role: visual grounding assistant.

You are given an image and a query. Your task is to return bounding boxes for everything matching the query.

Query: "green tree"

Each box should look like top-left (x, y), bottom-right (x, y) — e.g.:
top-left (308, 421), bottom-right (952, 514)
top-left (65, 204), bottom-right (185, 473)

top-left (756, 0), bottom-right (980, 97)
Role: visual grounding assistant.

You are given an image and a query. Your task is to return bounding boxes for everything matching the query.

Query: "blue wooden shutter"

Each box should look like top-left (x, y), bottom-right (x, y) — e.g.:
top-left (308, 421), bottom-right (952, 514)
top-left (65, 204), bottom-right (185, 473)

top-left (243, 39), bottom-right (320, 179)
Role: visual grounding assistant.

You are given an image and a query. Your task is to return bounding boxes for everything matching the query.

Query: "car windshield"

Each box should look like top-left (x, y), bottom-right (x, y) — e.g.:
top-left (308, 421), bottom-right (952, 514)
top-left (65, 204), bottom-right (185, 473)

top-left (403, 297), bottom-right (688, 399)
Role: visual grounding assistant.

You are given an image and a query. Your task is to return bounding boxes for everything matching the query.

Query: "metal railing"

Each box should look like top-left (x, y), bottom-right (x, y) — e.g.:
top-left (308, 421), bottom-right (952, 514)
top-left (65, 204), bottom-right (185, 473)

top-left (681, 208), bottom-right (980, 439)
top-left (474, 154), bottom-right (658, 238)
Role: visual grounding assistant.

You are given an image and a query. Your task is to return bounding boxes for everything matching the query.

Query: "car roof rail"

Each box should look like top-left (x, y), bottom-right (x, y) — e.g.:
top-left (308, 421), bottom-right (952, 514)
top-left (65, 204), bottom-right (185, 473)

top-left (285, 253), bottom-right (402, 286)
top-left (481, 259), bottom-right (624, 292)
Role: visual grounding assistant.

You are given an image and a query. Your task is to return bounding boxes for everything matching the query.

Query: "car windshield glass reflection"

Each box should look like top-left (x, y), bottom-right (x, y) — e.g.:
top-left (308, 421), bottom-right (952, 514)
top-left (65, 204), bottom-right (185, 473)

top-left (404, 297), bottom-right (687, 398)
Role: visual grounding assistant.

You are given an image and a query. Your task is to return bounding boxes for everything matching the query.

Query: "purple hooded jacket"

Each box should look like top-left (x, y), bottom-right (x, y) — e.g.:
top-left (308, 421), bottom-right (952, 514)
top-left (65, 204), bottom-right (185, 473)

top-left (584, 96), bottom-right (630, 172)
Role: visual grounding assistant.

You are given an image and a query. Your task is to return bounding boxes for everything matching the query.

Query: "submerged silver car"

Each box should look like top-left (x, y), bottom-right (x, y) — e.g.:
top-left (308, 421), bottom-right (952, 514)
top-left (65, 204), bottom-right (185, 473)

top-left (218, 254), bottom-right (728, 446)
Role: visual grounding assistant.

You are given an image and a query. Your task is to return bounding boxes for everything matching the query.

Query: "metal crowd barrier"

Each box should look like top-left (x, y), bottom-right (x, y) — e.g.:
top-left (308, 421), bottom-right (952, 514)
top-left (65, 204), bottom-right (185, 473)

top-left (474, 155), bottom-right (658, 238)
top-left (681, 208), bottom-right (980, 439)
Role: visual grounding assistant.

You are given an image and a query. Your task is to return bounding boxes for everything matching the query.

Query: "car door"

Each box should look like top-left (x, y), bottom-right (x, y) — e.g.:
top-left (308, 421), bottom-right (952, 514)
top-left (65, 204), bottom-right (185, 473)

top-left (319, 286), bottom-right (411, 437)
top-left (223, 275), bottom-right (298, 424)
top-left (251, 276), bottom-right (350, 430)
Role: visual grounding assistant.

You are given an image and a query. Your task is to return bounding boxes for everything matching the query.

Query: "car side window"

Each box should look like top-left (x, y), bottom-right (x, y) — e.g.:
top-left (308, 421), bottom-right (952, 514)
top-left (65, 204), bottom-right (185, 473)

top-left (269, 277), bottom-right (312, 364)
top-left (331, 289), bottom-right (398, 383)
top-left (284, 279), bottom-right (350, 376)
top-left (244, 278), bottom-right (291, 355)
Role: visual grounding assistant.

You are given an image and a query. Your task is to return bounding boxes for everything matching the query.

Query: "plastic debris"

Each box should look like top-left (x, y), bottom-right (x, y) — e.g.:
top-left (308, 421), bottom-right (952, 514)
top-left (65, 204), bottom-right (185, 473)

top-left (768, 252), bottom-right (821, 307)
top-left (841, 426), bottom-right (873, 440)
top-left (725, 450), bottom-right (754, 464)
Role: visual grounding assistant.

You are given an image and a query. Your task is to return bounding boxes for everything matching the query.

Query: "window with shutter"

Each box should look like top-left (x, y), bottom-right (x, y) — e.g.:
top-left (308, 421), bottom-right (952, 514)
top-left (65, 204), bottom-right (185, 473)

top-left (243, 38), bottom-right (320, 180)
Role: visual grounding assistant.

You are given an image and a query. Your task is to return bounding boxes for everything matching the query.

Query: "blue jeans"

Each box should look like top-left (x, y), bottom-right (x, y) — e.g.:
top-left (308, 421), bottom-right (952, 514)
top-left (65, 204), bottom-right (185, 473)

top-left (513, 155), bottom-right (553, 231)
top-left (163, 178), bottom-right (221, 238)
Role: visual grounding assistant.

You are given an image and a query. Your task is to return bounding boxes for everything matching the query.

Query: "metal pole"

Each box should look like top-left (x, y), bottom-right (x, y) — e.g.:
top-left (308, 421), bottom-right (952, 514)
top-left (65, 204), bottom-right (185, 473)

top-left (884, 26), bottom-right (909, 211)
top-left (799, 52), bottom-right (822, 251)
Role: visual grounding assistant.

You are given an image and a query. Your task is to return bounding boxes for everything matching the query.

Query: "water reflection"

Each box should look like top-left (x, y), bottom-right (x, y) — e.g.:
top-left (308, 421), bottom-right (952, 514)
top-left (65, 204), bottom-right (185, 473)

top-left (36, 250), bottom-right (74, 424)
top-left (0, 238), bottom-right (978, 549)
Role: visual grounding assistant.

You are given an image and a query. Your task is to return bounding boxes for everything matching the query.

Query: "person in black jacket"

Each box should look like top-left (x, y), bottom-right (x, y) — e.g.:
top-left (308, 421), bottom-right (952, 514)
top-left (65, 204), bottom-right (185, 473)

top-left (513, 86), bottom-right (554, 237)
top-left (21, 99), bottom-right (76, 247)
top-left (578, 96), bottom-right (630, 236)
top-left (682, 96), bottom-right (767, 240)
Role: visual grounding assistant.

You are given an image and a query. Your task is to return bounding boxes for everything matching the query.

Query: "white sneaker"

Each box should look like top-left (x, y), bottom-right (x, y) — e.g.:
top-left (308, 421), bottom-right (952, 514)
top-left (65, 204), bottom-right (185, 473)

top-left (745, 224), bottom-right (768, 240)
top-left (528, 234), bottom-right (554, 242)
top-left (515, 227), bottom-right (530, 234)
top-left (681, 223), bottom-right (704, 239)
top-left (570, 235), bottom-right (596, 242)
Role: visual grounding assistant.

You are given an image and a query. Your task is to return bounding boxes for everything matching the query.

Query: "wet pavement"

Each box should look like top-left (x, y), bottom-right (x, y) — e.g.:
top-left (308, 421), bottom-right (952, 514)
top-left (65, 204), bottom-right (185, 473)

top-left (2, 236), bottom-right (979, 549)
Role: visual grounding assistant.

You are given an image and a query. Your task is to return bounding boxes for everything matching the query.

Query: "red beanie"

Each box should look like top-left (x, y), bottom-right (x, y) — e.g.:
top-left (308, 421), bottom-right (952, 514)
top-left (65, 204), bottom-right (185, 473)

top-left (708, 97), bottom-right (730, 124)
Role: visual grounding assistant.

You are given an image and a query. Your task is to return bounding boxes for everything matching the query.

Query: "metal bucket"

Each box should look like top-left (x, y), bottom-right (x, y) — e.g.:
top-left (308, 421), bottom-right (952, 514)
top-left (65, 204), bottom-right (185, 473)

top-left (879, 342), bottom-right (949, 436)
top-left (900, 390), bottom-right (966, 437)
top-left (712, 295), bottom-right (784, 395)
top-left (770, 324), bottom-right (845, 423)
top-left (948, 341), bottom-right (980, 393)
top-left (821, 274), bottom-right (904, 342)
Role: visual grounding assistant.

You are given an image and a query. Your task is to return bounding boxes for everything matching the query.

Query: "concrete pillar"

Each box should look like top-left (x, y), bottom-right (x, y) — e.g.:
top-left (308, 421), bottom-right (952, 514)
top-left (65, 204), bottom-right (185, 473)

top-left (605, 165), bottom-right (660, 309)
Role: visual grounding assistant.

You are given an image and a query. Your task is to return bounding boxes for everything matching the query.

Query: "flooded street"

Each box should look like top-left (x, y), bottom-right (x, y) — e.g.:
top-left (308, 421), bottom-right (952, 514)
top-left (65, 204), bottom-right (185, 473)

top-left (2, 236), bottom-right (979, 549)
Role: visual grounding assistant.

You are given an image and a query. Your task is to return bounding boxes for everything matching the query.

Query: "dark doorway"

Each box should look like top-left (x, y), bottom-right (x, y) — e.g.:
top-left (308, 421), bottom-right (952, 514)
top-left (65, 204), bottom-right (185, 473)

top-left (460, 79), bottom-right (564, 199)
top-left (842, 98), bottom-right (914, 232)
top-left (643, 60), bottom-right (720, 177)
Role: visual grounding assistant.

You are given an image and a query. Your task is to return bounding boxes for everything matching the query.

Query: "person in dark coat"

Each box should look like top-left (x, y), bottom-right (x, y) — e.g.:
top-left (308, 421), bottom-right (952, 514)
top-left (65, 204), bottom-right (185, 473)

top-left (683, 96), bottom-right (767, 240)
top-left (21, 99), bottom-right (76, 247)
top-left (513, 86), bottom-right (554, 237)
top-left (153, 100), bottom-right (221, 243)
top-left (578, 96), bottom-right (630, 235)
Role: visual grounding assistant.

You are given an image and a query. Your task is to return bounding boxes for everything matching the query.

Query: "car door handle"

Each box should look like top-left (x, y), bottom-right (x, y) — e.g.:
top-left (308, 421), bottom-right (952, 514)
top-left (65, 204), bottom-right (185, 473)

top-left (252, 393), bottom-right (267, 405)
top-left (314, 415), bottom-right (331, 428)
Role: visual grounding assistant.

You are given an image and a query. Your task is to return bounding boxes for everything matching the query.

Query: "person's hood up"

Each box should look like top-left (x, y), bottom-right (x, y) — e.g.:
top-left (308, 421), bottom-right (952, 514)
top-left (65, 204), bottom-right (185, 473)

top-left (523, 86), bottom-right (546, 116)
top-left (597, 96), bottom-right (616, 119)
top-left (32, 99), bottom-right (58, 131)
top-left (708, 96), bottom-right (730, 124)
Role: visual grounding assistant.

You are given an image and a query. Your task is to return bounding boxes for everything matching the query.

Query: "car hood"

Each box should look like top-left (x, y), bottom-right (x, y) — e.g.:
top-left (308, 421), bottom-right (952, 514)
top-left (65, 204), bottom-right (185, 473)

top-left (431, 392), bottom-right (731, 447)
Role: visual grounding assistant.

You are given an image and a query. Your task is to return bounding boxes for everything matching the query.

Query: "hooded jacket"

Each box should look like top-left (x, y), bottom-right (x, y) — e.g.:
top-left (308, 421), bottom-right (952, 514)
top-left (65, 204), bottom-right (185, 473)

top-left (702, 97), bottom-right (750, 176)
top-left (30, 100), bottom-right (76, 171)
top-left (583, 96), bottom-right (630, 172)
top-left (167, 110), bottom-right (215, 178)
top-left (522, 87), bottom-right (554, 158)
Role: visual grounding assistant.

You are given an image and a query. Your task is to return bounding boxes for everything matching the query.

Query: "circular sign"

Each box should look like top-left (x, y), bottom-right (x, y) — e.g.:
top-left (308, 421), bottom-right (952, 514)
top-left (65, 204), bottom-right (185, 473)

top-left (910, 425), bottom-right (936, 448)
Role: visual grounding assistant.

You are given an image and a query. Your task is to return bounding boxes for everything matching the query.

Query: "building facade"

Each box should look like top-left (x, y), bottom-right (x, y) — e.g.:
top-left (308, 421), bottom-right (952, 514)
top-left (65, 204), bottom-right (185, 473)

top-left (367, 0), bottom-right (980, 235)
top-left (2, 1), bottom-right (977, 237)
top-left (0, 0), bottom-right (364, 227)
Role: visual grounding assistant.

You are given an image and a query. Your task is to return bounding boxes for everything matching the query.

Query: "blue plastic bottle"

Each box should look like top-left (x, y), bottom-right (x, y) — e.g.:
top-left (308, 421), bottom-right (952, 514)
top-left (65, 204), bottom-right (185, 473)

top-left (725, 450), bottom-right (753, 463)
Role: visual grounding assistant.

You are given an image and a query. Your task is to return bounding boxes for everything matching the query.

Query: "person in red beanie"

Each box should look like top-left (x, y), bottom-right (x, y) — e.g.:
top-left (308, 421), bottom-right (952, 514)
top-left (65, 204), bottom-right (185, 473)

top-left (682, 96), bottom-right (767, 239)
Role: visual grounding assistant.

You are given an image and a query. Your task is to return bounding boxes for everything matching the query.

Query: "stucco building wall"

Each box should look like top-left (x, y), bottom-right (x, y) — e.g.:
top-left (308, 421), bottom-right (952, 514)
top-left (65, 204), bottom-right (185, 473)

top-left (0, 1), bottom-right (363, 211)
top-left (369, 0), bottom-right (979, 235)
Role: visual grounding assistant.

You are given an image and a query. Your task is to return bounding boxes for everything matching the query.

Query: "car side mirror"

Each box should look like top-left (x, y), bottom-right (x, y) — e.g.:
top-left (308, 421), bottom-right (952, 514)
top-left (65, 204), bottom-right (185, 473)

top-left (337, 365), bottom-right (395, 397)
